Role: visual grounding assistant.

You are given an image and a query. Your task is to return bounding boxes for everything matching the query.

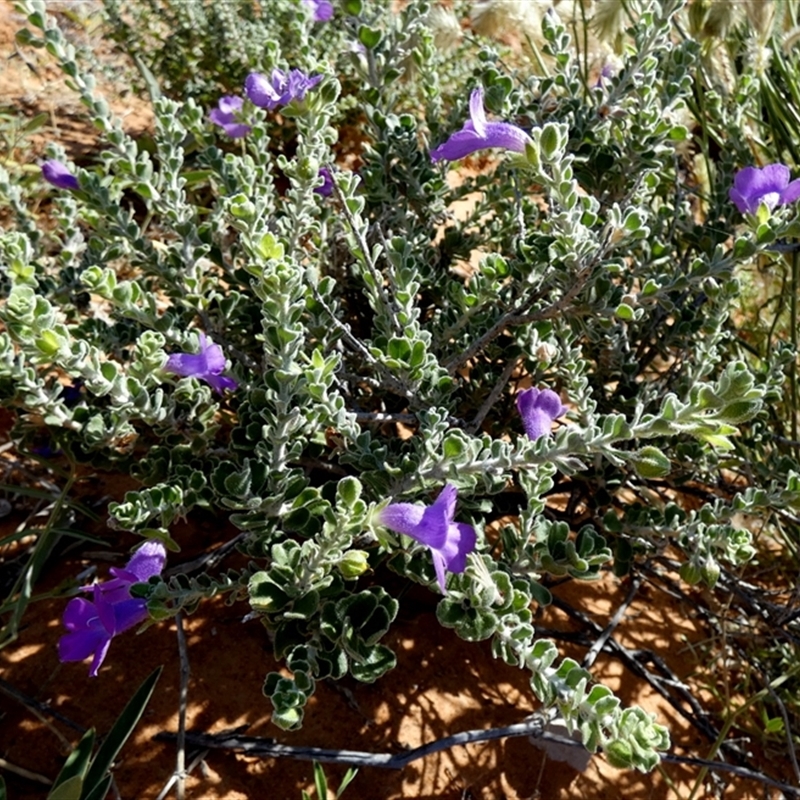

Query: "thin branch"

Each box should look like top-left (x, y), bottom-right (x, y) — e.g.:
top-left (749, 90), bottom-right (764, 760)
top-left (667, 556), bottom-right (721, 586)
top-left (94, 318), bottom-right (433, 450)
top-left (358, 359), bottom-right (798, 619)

top-left (154, 748), bottom-right (210, 800)
top-left (581, 575), bottom-right (641, 669)
top-left (164, 533), bottom-right (245, 578)
top-left (175, 611), bottom-right (189, 800)
top-left (0, 677), bottom-right (87, 741)
top-left (0, 757), bottom-right (52, 786)
top-left (333, 184), bottom-right (401, 338)
top-left (468, 357), bottom-right (519, 434)
top-left (156, 715), bottom-right (553, 769)
top-left (767, 684), bottom-right (800, 786)
top-left (443, 261), bottom-right (596, 375)
top-left (548, 591), bottom-right (734, 754)
top-left (151, 722), bottom-right (800, 796)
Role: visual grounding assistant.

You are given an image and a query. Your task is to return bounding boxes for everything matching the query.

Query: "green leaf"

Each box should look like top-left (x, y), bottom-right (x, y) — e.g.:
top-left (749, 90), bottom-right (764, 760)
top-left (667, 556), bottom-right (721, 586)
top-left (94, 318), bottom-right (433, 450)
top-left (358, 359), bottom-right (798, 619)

top-left (49, 728), bottom-right (95, 798)
top-left (349, 643), bottom-right (396, 682)
top-left (765, 716), bottom-right (784, 734)
top-left (539, 123), bottom-right (560, 160)
top-left (181, 169), bottom-right (213, 186)
top-left (336, 476), bottom-right (362, 508)
top-left (313, 761), bottom-right (328, 799)
top-left (81, 667), bottom-right (162, 798)
top-left (82, 775), bottom-right (112, 800)
top-left (358, 25), bottom-right (382, 49)
top-left (49, 776), bottom-right (85, 800)
top-left (257, 232), bottom-right (285, 260)
top-left (336, 767), bottom-right (359, 798)
top-left (22, 111), bottom-right (49, 134)
top-left (615, 302), bottom-right (635, 321)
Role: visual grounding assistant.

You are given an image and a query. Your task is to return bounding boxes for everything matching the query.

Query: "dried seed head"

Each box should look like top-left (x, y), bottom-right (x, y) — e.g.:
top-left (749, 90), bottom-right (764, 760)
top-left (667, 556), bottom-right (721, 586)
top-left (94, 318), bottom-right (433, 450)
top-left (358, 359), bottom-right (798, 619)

top-left (427, 5), bottom-right (463, 52)
top-left (471, 0), bottom-right (545, 40)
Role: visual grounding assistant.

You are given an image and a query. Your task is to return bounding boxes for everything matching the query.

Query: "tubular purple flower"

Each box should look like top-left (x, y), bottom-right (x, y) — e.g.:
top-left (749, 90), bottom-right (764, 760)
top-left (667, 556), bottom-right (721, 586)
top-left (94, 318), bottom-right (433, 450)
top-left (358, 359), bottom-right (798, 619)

top-left (729, 164), bottom-right (800, 215)
top-left (430, 87), bottom-right (533, 163)
top-left (58, 541), bottom-right (166, 677)
top-left (41, 160), bottom-right (79, 191)
top-left (245, 69), bottom-right (323, 110)
top-left (315, 166), bottom-right (334, 196)
top-left (303, 0), bottom-right (333, 21)
top-left (378, 484), bottom-right (477, 593)
top-left (165, 333), bottom-right (238, 394)
top-left (517, 387), bottom-right (567, 440)
top-left (209, 96), bottom-right (252, 138)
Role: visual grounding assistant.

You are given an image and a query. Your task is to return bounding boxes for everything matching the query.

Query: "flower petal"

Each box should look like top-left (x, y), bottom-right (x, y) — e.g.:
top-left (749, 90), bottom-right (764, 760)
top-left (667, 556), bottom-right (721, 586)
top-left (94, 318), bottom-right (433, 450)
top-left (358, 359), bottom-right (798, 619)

top-left (535, 388), bottom-right (567, 420)
top-left (780, 178), bottom-right (800, 206)
top-left (430, 111), bottom-right (531, 163)
top-left (440, 522), bottom-right (477, 574)
top-left (58, 626), bottom-right (109, 664)
top-left (378, 502), bottom-right (425, 538)
top-left (62, 596), bottom-right (100, 632)
top-left (217, 96), bottom-right (243, 115)
top-left (198, 334), bottom-right (227, 374)
top-left (165, 350), bottom-right (208, 379)
top-left (205, 374), bottom-right (238, 394)
top-left (728, 185), bottom-right (750, 215)
top-left (731, 164), bottom-right (789, 213)
top-left (41, 160), bottom-right (80, 191)
top-left (94, 584), bottom-right (118, 634)
top-left (58, 597), bottom-right (110, 668)
top-left (469, 87), bottom-right (487, 137)
top-left (415, 486), bottom-right (458, 550)
top-left (124, 541), bottom-right (168, 582)
top-left (245, 71), bottom-right (280, 109)
top-left (380, 485), bottom-right (476, 594)
top-left (430, 550), bottom-right (448, 593)
top-left (165, 334), bottom-right (228, 385)
top-left (517, 387), bottom-right (564, 440)
top-left (112, 598), bottom-right (150, 634)
top-left (430, 124), bottom-right (488, 162)
top-left (221, 122), bottom-right (252, 139)
top-left (481, 121), bottom-right (532, 154)
top-left (209, 108), bottom-right (233, 127)
top-left (88, 637), bottom-right (112, 677)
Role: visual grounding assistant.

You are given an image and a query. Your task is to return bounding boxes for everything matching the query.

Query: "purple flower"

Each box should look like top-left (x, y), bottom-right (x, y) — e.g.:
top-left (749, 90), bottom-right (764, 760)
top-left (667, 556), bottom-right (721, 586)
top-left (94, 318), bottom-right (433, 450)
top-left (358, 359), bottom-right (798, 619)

top-left (594, 60), bottom-right (618, 89)
top-left (165, 333), bottom-right (238, 394)
top-left (41, 160), bottom-right (79, 190)
top-left (729, 164), bottom-right (800, 215)
top-left (315, 166), bottom-right (334, 196)
top-left (245, 69), bottom-right (323, 110)
top-left (60, 379), bottom-right (84, 407)
top-left (58, 541), bottom-right (166, 677)
top-left (31, 443), bottom-right (61, 458)
top-left (430, 87), bottom-right (533, 163)
top-left (517, 387), bottom-right (566, 440)
top-left (303, 0), bottom-right (333, 21)
top-left (209, 96), bottom-right (251, 138)
top-left (378, 484), bottom-right (477, 593)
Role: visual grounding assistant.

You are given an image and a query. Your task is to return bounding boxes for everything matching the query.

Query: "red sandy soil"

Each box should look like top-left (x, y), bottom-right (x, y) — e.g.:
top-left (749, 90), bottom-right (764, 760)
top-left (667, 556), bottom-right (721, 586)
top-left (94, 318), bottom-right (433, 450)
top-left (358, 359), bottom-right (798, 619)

top-left (0, 486), bottom-right (787, 800)
top-left (0, 2), bottom-right (793, 798)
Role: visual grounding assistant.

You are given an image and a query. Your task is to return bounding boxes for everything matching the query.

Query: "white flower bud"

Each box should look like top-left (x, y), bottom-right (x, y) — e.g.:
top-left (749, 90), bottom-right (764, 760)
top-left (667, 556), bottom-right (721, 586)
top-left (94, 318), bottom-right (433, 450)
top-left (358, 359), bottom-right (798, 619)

top-left (535, 341), bottom-right (558, 363)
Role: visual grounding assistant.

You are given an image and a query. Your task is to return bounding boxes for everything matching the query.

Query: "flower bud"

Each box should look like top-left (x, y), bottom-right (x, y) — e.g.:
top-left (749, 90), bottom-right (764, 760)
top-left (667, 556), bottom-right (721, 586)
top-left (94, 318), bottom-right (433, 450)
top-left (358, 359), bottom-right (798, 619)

top-left (628, 446), bottom-right (671, 479)
top-left (535, 341), bottom-right (558, 363)
top-left (605, 739), bottom-right (634, 769)
top-left (700, 558), bottom-right (720, 588)
top-left (339, 550), bottom-right (370, 579)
